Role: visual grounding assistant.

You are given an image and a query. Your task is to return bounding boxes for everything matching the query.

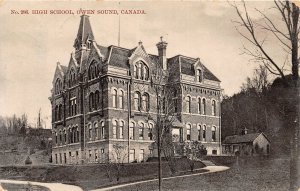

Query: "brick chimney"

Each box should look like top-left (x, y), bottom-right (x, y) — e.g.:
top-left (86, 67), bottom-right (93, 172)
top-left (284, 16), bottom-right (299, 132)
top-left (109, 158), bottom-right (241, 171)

top-left (156, 36), bottom-right (168, 70)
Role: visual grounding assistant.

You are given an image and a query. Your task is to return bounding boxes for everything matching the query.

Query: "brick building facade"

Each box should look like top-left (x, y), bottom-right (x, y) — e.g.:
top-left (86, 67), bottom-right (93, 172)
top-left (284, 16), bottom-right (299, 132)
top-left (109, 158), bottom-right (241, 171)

top-left (50, 15), bottom-right (222, 164)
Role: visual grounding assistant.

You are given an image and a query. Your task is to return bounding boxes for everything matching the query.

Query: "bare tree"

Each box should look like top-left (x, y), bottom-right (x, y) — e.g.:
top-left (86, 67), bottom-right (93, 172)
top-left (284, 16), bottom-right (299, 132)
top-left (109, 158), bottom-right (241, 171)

top-left (111, 143), bottom-right (127, 181)
top-left (231, 1), bottom-right (300, 190)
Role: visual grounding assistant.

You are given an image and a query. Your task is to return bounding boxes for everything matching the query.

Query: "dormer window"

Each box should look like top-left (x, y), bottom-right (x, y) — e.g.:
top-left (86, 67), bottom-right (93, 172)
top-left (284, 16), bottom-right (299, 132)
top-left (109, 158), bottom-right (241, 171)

top-left (55, 78), bottom-right (63, 95)
top-left (87, 40), bottom-right (92, 49)
top-left (133, 61), bottom-right (149, 80)
top-left (196, 69), bottom-right (203, 82)
top-left (69, 69), bottom-right (76, 87)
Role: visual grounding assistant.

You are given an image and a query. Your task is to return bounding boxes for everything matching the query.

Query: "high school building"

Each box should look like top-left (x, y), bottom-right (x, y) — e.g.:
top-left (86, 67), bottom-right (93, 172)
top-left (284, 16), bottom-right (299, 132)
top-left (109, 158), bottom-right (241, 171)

top-left (50, 15), bottom-right (222, 164)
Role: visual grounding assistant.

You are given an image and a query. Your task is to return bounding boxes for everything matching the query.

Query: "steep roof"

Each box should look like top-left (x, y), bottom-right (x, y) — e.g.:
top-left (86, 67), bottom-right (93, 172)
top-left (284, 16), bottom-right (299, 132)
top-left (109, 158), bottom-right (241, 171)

top-left (107, 46), bottom-right (133, 68)
top-left (223, 133), bottom-right (262, 144)
top-left (75, 15), bottom-right (94, 45)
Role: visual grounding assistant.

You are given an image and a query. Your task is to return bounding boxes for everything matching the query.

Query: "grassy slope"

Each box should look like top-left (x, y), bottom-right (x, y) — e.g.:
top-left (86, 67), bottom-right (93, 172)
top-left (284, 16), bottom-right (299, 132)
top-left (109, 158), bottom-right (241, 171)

top-left (0, 158), bottom-right (206, 191)
top-left (113, 157), bottom-right (289, 191)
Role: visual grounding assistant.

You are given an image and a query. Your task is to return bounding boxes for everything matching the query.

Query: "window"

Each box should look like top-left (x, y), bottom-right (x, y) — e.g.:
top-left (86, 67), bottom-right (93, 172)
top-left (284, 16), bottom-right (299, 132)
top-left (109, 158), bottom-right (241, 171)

top-left (212, 150), bottom-right (217, 155)
top-left (59, 131), bottom-right (62, 143)
top-left (69, 69), bottom-right (76, 87)
top-left (55, 132), bottom-right (58, 144)
top-left (119, 90), bottom-right (124, 109)
top-left (129, 122), bottom-right (134, 140)
top-left (212, 126), bottom-right (216, 142)
top-left (76, 128), bottom-right (79, 142)
top-left (101, 121), bottom-right (105, 139)
top-left (148, 123), bottom-right (153, 140)
top-left (202, 98), bottom-right (206, 115)
top-left (129, 149), bottom-right (135, 162)
top-left (139, 123), bottom-right (144, 140)
top-left (70, 98), bottom-right (77, 116)
top-left (212, 100), bottom-right (216, 116)
top-left (64, 153), bottom-right (67, 164)
top-left (112, 120), bottom-right (117, 139)
top-left (88, 124), bottom-right (92, 140)
top-left (196, 69), bottom-right (202, 82)
top-left (139, 149), bottom-right (144, 162)
top-left (119, 121), bottom-right (124, 139)
top-left (198, 98), bottom-right (201, 114)
top-left (55, 154), bottom-right (58, 164)
top-left (202, 125), bottom-right (206, 141)
top-left (89, 93), bottom-right (94, 111)
top-left (186, 96), bottom-right (191, 113)
top-left (58, 104), bottom-right (63, 120)
top-left (142, 93), bottom-right (150, 111)
top-left (186, 124), bottom-right (191, 141)
top-left (55, 78), bottom-right (62, 95)
top-left (112, 89), bottom-right (117, 108)
top-left (134, 61), bottom-right (149, 80)
top-left (94, 122), bottom-right (99, 139)
top-left (88, 61), bottom-right (98, 80)
top-left (64, 130), bottom-right (67, 144)
top-left (197, 125), bottom-right (201, 141)
top-left (134, 92), bottom-right (141, 111)
top-left (95, 149), bottom-right (98, 161)
top-left (95, 91), bottom-right (99, 110)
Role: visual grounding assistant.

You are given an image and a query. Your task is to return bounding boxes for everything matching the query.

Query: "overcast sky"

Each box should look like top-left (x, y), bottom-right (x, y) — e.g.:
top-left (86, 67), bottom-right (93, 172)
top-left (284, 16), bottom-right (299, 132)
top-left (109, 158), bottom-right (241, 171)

top-left (0, 1), bottom-right (286, 128)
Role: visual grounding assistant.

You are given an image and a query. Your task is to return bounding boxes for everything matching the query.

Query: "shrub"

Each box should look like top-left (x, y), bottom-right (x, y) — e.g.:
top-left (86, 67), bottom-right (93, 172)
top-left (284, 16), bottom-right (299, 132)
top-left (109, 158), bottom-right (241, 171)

top-left (25, 156), bottom-right (32, 165)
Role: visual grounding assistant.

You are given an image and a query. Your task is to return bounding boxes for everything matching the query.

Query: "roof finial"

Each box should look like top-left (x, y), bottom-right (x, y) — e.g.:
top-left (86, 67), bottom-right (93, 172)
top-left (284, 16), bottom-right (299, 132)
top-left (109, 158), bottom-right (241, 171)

top-left (138, 41), bottom-right (142, 45)
top-left (160, 36), bottom-right (163, 42)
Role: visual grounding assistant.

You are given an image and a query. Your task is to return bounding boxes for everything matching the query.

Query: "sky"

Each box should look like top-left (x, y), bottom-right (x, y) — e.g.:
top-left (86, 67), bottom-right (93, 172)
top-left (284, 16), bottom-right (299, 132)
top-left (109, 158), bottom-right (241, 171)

top-left (0, 1), bottom-right (288, 128)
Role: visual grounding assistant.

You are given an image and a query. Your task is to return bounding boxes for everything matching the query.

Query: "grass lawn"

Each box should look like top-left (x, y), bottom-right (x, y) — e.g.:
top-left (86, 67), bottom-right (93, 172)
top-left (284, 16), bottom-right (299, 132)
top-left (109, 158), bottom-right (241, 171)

top-left (111, 157), bottom-right (290, 191)
top-left (0, 157), bottom-right (205, 191)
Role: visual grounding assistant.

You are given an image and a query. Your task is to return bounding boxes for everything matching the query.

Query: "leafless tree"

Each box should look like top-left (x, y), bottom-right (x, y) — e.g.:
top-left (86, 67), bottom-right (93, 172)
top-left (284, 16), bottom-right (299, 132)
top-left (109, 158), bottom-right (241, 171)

top-left (111, 143), bottom-right (127, 181)
top-left (230, 1), bottom-right (300, 190)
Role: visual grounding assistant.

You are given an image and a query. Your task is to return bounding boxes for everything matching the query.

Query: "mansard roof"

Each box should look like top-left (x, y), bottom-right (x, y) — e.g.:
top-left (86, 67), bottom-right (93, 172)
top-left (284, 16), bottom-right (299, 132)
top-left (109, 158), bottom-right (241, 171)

top-left (172, 55), bottom-right (220, 82)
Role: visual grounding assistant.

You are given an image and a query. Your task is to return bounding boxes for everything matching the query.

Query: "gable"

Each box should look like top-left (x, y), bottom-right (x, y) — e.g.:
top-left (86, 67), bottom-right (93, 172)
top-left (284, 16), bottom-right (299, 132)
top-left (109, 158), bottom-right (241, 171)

top-left (52, 62), bottom-right (66, 84)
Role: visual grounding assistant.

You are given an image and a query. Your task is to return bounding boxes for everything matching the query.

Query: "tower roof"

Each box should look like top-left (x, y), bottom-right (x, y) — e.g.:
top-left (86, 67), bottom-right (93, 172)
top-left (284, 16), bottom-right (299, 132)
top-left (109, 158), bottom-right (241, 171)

top-left (75, 15), bottom-right (94, 45)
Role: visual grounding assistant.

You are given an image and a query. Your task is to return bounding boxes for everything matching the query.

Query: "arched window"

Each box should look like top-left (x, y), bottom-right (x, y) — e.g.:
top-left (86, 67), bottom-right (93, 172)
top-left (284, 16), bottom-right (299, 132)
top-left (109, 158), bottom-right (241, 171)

top-left (55, 106), bottom-right (58, 121)
top-left (119, 121), bottom-right (124, 139)
top-left (202, 98), bottom-right (206, 115)
top-left (119, 90), bottom-right (124, 109)
top-left (64, 130), bottom-right (67, 144)
top-left (186, 96), bottom-right (191, 113)
top-left (88, 61), bottom-right (98, 80)
top-left (55, 132), bottom-right (58, 144)
top-left (88, 124), bottom-right (92, 140)
top-left (129, 122), bottom-right (135, 140)
top-left (100, 121), bottom-right (105, 139)
top-left (143, 64), bottom-right (149, 80)
top-left (186, 124), bottom-right (191, 141)
top-left (69, 69), bottom-right (76, 87)
top-left (212, 126), bottom-right (216, 142)
top-left (198, 98), bottom-right (201, 114)
top-left (212, 100), bottom-right (216, 116)
top-left (58, 104), bottom-right (63, 121)
top-left (112, 89), bottom-right (117, 108)
top-left (137, 62), bottom-right (142, 79)
top-left (197, 125), bottom-right (201, 141)
top-left (202, 125), bottom-right (206, 141)
top-left (134, 92), bottom-right (141, 111)
top-left (142, 93), bottom-right (150, 111)
top-left (69, 128), bottom-right (72, 143)
top-left (76, 127), bottom-right (79, 142)
top-left (59, 130), bottom-right (62, 143)
top-left (72, 127), bottom-right (76, 143)
top-left (89, 93), bottom-right (94, 111)
top-left (139, 123), bottom-right (144, 140)
top-left (55, 78), bottom-right (62, 95)
top-left (95, 91), bottom-right (100, 110)
top-left (134, 65), bottom-right (138, 79)
top-left (112, 120), bottom-right (117, 139)
top-left (94, 122), bottom-right (99, 139)
top-left (196, 69), bottom-right (202, 82)
top-left (134, 61), bottom-right (149, 80)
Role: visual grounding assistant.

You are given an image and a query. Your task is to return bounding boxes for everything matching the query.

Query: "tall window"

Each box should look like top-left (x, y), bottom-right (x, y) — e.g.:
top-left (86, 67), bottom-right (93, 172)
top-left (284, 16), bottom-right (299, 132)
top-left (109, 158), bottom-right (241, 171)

top-left (55, 78), bottom-right (62, 95)
top-left (134, 65), bottom-right (138, 78)
top-left (197, 125), bottom-right (201, 141)
top-left (186, 96), bottom-right (191, 113)
top-left (202, 98), bottom-right (206, 115)
top-left (129, 149), bottom-right (135, 162)
top-left (88, 61), bottom-right (98, 80)
top-left (148, 123), bottom-right (153, 140)
top-left (55, 132), bottom-right (58, 144)
top-left (196, 69), bottom-right (202, 82)
top-left (94, 122), bottom-right (99, 139)
top-left (101, 121), bottom-right (105, 139)
top-left (129, 122), bottom-right (134, 140)
top-left (64, 130), bottom-right (67, 144)
top-left (143, 64), bottom-right (149, 80)
top-left (112, 89), bottom-right (117, 108)
top-left (119, 121), bottom-right (124, 139)
top-left (88, 124), bottom-right (92, 140)
top-left (142, 93), bottom-right (150, 111)
top-left (212, 100), bottom-right (216, 116)
top-left (76, 127), bottom-right (79, 142)
top-left (202, 125), bottom-right (206, 141)
top-left (134, 61), bottom-right (149, 80)
top-left (212, 126), bottom-right (216, 142)
top-left (139, 149), bottom-right (144, 162)
top-left (198, 98), bottom-right (201, 114)
top-left (119, 90), bottom-right (124, 109)
top-left (89, 93), bottom-right (94, 111)
top-left (134, 92), bottom-right (141, 111)
top-left (69, 69), bottom-right (76, 87)
top-left (139, 123), bottom-right (144, 140)
top-left (112, 120), bottom-right (117, 139)
top-left (187, 124), bottom-right (191, 141)
top-left (70, 98), bottom-right (77, 116)
top-left (95, 91), bottom-right (99, 110)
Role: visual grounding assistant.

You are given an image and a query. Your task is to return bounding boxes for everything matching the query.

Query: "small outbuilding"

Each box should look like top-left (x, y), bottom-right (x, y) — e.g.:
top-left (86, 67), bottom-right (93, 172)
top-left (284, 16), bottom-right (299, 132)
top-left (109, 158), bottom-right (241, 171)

top-left (222, 131), bottom-right (270, 156)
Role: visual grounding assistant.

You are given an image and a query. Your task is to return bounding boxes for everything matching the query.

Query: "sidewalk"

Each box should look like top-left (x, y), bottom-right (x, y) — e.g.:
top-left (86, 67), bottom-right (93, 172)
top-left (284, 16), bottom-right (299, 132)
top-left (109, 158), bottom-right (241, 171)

top-left (90, 165), bottom-right (230, 191)
top-left (0, 179), bottom-right (83, 191)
